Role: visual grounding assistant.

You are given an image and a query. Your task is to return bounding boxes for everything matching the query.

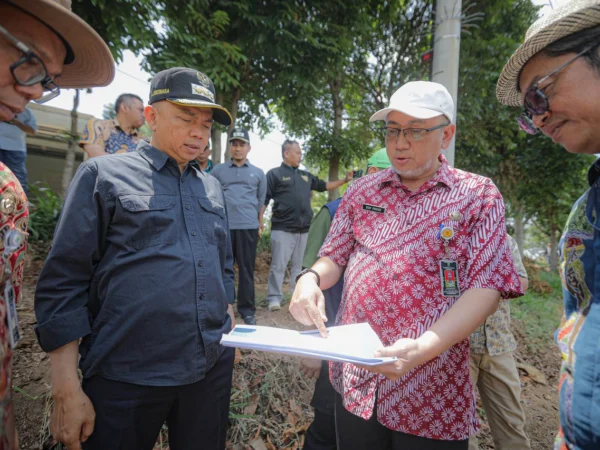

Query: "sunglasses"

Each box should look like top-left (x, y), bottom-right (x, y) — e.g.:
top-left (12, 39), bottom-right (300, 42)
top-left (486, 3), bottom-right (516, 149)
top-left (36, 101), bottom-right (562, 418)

top-left (517, 46), bottom-right (594, 134)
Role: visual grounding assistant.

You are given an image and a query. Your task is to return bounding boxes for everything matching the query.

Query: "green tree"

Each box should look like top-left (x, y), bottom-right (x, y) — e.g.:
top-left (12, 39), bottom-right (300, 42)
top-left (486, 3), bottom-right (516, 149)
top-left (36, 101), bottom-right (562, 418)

top-left (455, 0), bottom-right (593, 268)
top-left (277, 1), bottom-right (434, 200)
top-left (143, 0), bottom-right (319, 163)
top-left (72, 0), bottom-right (162, 61)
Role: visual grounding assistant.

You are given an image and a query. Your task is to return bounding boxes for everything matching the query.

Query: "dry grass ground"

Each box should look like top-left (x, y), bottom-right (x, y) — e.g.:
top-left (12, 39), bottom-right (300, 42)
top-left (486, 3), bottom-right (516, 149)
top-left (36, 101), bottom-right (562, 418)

top-left (12, 255), bottom-right (561, 449)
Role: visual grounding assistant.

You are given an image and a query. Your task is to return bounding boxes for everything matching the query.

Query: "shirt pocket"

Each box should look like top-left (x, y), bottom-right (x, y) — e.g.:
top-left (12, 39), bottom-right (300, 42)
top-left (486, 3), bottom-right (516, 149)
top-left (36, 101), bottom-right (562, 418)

top-left (118, 194), bottom-right (178, 250)
top-left (198, 197), bottom-right (227, 246)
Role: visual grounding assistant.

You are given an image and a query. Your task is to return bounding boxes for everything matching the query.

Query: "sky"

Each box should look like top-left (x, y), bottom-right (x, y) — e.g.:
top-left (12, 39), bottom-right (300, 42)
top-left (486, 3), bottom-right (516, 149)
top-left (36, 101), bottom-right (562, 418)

top-left (44, 0), bottom-right (568, 173)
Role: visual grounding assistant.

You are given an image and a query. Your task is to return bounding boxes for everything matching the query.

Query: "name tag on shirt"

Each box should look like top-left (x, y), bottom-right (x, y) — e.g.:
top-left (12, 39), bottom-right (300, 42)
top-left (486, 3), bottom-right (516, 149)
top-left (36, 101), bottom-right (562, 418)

top-left (439, 260), bottom-right (461, 297)
top-left (362, 204), bottom-right (385, 214)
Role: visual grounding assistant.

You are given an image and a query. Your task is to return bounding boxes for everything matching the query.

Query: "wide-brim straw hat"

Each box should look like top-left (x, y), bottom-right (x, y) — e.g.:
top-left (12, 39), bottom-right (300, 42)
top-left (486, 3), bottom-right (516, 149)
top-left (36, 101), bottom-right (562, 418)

top-left (497, 0), bottom-right (600, 107)
top-left (8, 0), bottom-right (115, 88)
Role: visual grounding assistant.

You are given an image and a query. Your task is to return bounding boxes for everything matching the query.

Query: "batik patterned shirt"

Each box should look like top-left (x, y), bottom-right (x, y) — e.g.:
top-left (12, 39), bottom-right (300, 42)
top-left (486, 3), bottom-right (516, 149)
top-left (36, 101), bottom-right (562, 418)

top-left (318, 156), bottom-right (523, 441)
top-left (79, 118), bottom-right (141, 154)
top-left (0, 163), bottom-right (28, 449)
top-left (470, 235), bottom-right (527, 355)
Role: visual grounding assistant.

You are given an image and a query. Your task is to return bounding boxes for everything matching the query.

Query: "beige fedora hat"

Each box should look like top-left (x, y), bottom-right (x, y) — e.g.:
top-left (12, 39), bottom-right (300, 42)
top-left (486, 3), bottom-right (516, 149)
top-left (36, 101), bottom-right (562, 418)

top-left (7, 0), bottom-right (115, 88)
top-left (497, 0), bottom-right (600, 107)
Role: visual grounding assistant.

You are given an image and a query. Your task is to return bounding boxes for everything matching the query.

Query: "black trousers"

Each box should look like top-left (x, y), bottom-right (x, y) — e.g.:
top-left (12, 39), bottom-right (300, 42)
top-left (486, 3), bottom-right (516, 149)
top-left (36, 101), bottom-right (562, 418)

top-left (304, 361), bottom-right (337, 450)
top-left (335, 393), bottom-right (468, 450)
top-left (231, 229), bottom-right (259, 318)
top-left (82, 347), bottom-right (235, 450)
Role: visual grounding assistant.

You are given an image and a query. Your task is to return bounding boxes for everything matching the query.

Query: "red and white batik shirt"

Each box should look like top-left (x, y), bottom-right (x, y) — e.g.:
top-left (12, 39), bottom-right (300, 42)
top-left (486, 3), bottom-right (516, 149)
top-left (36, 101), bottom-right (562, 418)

top-left (319, 155), bottom-right (523, 441)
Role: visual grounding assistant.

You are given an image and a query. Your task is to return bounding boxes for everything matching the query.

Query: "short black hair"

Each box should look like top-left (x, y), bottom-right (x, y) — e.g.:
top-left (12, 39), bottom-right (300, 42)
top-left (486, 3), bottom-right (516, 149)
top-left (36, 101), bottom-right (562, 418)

top-left (281, 139), bottom-right (299, 158)
top-left (115, 93), bottom-right (143, 114)
top-left (544, 25), bottom-right (600, 74)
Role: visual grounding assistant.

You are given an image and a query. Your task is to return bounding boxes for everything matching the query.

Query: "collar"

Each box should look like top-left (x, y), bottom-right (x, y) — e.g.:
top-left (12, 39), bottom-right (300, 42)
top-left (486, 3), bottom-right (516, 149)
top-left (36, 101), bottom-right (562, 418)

top-left (113, 118), bottom-right (139, 137)
top-left (378, 154), bottom-right (458, 190)
top-left (137, 141), bottom-right (169, 171)
top-left (228, 159), bottom-right (249, 167)
top-left (281, 162), bottom-right (298, 171)
top-left (588, 159), bottom-right (600, 187)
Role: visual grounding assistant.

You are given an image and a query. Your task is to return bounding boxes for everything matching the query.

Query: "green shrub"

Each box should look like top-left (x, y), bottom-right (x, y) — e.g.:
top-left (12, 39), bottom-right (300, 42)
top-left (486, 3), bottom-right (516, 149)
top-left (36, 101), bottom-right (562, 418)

top-left (28, 183), bottom-right (62, 243)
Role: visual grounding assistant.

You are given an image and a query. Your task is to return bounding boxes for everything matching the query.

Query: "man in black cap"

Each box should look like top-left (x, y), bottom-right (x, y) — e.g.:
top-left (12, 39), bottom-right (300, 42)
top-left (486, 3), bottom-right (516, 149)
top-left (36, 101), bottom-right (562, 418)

top-left (212, 127), bottom-right (267, 325)
top-left (35, 67), bottom-right (236, 450)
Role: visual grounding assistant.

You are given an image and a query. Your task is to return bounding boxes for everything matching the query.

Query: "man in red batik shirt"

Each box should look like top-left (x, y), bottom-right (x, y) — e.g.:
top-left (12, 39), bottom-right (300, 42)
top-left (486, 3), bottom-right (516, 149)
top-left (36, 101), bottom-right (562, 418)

top-left (289, 81), bottom-right (524, 450)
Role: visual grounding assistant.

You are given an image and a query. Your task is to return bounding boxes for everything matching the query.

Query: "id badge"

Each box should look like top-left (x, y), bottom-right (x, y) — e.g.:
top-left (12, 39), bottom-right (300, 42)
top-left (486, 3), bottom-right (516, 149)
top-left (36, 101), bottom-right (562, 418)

top-left (5, 281), bottom-right (20, 348)
top-left (439, 260), bottom-right (460, 297)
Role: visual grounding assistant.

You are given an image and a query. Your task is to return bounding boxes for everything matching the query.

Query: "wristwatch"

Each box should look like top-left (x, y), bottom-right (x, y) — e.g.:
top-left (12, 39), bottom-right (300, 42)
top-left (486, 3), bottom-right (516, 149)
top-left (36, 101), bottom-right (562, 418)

top-left (295, 268), bottom-right (321, 287)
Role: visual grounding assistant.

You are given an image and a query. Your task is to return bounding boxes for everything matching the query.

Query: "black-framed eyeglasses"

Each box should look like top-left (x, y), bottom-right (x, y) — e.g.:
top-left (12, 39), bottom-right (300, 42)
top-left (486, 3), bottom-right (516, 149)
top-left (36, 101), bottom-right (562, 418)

top-left (380, 122), bottom-right (450, 143)
top-left (517, 45), bottom-right (594, 135)
top-left (0, 24), bottom-right (60, 104)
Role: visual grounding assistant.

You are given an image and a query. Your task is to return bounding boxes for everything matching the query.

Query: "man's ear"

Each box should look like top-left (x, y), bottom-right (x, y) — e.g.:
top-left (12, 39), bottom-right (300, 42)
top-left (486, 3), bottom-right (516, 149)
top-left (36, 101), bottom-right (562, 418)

top-left (145, 105), bottom-right (158, 131)
top-left (441, 124), bottom-right (456, 150)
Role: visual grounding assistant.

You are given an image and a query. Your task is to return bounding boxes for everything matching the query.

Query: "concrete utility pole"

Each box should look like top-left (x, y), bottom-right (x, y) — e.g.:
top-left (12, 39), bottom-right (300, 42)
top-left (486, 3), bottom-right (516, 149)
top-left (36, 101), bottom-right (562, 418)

top-left (432, 0), bottom-right (462, 167)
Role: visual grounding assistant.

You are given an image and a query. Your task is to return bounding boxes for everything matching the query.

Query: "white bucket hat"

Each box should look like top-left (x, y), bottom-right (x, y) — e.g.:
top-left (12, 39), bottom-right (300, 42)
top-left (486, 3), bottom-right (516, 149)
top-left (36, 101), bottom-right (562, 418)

top-left (497, 0), bottom-right (600, 107)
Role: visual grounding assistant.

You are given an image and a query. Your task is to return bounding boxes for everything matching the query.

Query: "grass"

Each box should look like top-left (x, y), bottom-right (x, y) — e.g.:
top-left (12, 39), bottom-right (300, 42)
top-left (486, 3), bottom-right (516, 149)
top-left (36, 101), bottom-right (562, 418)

top-left (510, 268), bottom-right (563, 354)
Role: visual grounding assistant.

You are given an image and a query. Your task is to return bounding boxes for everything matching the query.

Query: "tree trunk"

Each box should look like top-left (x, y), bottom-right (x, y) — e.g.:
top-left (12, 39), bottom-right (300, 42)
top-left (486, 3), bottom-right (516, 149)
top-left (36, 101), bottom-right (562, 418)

top-left (513, 210), bottom-right (525, 259)
top-left (328, 77), bottom-right (344, 202)
top-left (211, 127), bottom-right (222, 165)
top-left (61, 89), bottom-right (79, 196)
top-left (223, 88), bottom-right (242, 163)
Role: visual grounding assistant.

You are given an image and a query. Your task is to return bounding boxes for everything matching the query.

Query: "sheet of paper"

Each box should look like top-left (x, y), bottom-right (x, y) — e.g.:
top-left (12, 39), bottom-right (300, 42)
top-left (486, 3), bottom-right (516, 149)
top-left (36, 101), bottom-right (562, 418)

top-left (220, 322), bottom-right (397, 366)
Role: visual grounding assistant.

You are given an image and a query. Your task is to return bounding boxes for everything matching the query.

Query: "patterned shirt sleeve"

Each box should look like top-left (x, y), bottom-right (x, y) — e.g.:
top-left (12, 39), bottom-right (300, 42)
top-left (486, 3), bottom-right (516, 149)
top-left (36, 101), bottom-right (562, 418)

top-left (79, 119), bottom-right (107, 149)
top-left (507, 235), bottom-right (527, 278)
top-left (464, 180), bottom-right (523, 298)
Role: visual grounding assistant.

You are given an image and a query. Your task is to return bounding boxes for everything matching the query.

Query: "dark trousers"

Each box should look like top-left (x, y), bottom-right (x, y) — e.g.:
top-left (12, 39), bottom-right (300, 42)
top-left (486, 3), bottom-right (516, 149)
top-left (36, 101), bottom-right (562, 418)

top-left (335, 393), bottom-right (468, 450)
top-left (0, 149), bottom-right (27, 193)
top-left (82, 347), bottom-right (235, 450)
top-left (231, 229), bottom-right (259, 318)
top-left (304, 361), bottom-right (337, 450)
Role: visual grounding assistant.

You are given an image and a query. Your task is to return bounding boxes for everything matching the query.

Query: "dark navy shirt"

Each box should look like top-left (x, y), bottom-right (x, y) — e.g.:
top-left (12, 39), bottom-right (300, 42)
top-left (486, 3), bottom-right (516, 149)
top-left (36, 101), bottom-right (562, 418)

top-left (34, 141), bottom-right (235, 386)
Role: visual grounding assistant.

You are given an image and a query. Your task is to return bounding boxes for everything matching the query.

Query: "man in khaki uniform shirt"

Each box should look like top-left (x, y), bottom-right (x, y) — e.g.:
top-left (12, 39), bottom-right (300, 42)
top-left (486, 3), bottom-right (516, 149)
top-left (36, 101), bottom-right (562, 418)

top-left (469, 235), bottom-right (530, 450)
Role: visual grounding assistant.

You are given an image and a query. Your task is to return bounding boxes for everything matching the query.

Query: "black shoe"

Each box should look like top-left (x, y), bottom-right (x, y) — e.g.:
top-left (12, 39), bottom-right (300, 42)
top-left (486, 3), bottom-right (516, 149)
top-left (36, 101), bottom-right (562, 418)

top-left (242, 316), bottom-right (256, 325)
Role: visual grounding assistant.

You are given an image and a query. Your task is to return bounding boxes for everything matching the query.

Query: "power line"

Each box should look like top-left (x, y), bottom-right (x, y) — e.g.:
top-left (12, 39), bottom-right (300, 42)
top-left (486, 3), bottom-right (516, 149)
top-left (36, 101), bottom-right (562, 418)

top-left (115, 68), bottom-right (150, 85)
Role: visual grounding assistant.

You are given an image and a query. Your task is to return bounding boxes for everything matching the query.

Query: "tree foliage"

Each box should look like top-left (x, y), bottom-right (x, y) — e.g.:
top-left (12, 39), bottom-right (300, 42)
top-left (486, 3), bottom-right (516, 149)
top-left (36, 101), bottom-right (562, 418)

top-left (456, 0), bottom-right (594, 265)
top-left (72, 0), bottom-right (162, 62)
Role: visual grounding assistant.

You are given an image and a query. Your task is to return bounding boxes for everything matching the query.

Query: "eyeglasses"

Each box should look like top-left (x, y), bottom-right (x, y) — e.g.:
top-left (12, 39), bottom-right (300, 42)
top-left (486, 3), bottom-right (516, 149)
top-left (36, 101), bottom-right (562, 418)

top-left (517, 45), bottom-right (594, 134)
top-left (381, 122), bottom-right (449, 143)
top-left (0, 25), bottom-right (60, 104)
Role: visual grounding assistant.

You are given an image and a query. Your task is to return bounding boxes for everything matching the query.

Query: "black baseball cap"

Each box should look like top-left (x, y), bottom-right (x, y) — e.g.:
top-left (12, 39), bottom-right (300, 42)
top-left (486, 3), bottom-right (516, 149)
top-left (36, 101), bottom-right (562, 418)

top-left (228, 127), bottom-right (250, 144)
top-left (149, 67), bottom-right (232, 126)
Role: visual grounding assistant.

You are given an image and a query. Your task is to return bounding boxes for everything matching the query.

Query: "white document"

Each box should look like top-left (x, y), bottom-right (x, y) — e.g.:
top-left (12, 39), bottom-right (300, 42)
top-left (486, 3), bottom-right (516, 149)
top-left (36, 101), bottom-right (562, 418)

top-left (220, 322), bottom-right (397, 366)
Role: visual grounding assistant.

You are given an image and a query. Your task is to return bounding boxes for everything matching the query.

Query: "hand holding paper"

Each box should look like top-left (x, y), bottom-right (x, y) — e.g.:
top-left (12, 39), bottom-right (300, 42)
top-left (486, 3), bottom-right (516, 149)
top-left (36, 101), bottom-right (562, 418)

top-left (359, 338), bottom-right (424, 381)
top-left (220, 323), bottom-right (397, 366)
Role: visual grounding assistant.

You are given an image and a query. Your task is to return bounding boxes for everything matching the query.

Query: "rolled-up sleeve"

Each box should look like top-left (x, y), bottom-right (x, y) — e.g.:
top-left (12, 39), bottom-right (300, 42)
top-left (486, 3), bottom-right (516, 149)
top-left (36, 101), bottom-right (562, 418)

top-left (464, 181), bottom-right (523, 299)
top-left (34, 163), bottom-right (111, 352)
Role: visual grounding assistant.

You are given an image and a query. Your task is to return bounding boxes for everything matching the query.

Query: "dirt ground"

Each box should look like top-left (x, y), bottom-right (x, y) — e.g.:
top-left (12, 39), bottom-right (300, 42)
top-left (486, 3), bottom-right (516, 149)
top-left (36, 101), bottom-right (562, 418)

top-left (12, 252), bottom-right (560, 449)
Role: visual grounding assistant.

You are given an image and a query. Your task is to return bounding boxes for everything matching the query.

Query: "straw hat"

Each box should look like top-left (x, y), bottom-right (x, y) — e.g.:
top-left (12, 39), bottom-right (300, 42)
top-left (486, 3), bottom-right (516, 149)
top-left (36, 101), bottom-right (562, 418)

top-left (7, 0), bottom-right (115, 88)
top-left (497, 0), bottom-right (600, 106)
